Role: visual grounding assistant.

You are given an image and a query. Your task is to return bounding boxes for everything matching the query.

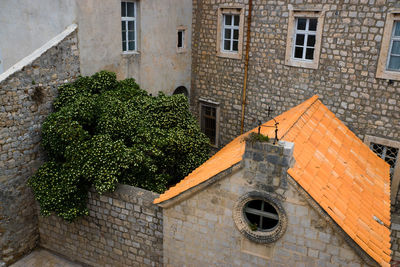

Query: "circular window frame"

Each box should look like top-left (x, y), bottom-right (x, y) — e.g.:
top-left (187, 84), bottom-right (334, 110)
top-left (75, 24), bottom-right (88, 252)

top-left (233, 191), bottom-right (288, 243)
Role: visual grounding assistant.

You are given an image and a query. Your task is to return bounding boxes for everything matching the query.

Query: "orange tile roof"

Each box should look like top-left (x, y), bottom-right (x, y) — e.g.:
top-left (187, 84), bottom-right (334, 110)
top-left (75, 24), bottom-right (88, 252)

top-left (154, 95), bottom-right (391, 266)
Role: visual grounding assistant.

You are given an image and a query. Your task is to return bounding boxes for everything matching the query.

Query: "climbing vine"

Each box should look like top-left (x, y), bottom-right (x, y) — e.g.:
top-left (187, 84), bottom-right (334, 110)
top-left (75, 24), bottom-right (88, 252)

top-left (29, 71), bottom-right (210, 221)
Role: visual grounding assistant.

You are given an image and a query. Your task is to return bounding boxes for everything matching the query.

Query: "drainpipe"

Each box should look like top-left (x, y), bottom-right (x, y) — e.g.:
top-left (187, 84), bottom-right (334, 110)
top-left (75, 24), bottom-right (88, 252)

top-left (240, 0), bottom-right (253, 134)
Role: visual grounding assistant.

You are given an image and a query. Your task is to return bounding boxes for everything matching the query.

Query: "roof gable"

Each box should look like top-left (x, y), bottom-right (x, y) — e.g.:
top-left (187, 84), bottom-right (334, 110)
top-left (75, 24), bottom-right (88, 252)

top-left (154, 95), bottom-right (391, 266)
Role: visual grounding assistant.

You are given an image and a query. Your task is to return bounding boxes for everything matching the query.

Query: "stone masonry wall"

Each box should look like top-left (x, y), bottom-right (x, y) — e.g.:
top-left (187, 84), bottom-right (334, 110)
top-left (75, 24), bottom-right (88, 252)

top-left (0, 28), bottom-right (80, 265)
top-left (391, 214), bottom-right (400, 263)
top-left (163, 141), bottom-right (372, 266)
top-left (39, 184), bottom-right (163, 267)
top-left (191, 0), bottom-right (400, 149)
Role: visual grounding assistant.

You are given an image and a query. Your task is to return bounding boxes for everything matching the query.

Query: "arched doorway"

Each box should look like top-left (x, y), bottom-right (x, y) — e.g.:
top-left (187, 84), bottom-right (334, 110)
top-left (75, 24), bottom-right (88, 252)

top-left (173, 86), bottom-right (189, 98)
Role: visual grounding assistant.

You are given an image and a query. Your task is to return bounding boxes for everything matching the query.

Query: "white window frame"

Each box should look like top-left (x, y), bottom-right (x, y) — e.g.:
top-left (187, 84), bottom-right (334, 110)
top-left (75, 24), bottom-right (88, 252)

top-left (364, 135), bottom-right (400, 204)
top-left (121, 1), bottom-right (137, 53)
top-left (292, 18), bottom-right (318, 61)
top-left (222, 14), bottom-right (240, 53)
top-left (376, 11), bottom-right (400, 80)
top-left (216, 5), bottom-right (244, 60)
top-left (386, 21), bottom-right (400, 72)
top-left (285, 8), bottom-right (325, 69)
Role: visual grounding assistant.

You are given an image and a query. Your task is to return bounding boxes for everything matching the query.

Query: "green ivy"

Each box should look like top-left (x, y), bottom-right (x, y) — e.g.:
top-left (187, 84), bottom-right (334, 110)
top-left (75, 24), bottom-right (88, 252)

top-left (29, 71), bottom-right (210, 221)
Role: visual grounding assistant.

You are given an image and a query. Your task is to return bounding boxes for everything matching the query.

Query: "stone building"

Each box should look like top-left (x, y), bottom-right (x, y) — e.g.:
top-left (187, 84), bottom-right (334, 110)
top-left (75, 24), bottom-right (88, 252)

top-left (190, 0), bottom-right (400, 212)
top-left (155, 96), bottom-right (391, 266)
top-left (0, 25), bottom-right (80, 265)
top-left (0, 0), bottom-right (192, 96)
top-left (1, 1), bottom-right (192, 264)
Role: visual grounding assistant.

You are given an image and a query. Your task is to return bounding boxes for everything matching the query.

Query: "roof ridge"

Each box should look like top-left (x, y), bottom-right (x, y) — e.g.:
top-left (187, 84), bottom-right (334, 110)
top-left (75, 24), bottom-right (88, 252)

top-left (280, 95), bottom-right (319, 139)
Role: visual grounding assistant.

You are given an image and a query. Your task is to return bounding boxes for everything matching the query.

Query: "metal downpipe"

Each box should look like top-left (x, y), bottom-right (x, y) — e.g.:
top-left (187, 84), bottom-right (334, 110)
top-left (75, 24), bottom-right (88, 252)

top-left (240, 0), bottom-right (253, 134)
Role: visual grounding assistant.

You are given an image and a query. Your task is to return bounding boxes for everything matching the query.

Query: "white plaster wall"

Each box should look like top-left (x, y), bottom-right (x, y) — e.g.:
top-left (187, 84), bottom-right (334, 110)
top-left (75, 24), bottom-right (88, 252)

top-left (139, 0), bottom-right (192, 96)
top-left (77, 0), bottom-right (192, 95)
top-left (0, 48), bottom-right (3, 73)
top-left (1, 0), bottom-right (192, 95)
top-left (0, 0), bottom-right (77, 72)
top-left (75, 0), bottom-right (129, 79)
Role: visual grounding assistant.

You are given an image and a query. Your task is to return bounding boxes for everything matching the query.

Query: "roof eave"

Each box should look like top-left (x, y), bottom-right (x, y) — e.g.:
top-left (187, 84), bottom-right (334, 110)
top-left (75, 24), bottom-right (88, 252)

top-left (155, 162), bottom-right (243, 208)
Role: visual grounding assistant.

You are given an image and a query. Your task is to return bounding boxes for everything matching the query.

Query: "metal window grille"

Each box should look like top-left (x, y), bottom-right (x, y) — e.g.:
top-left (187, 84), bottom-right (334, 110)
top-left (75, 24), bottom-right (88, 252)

top-left (201, 105), bottom-right (216, 145)
top-left (370, 142), bottom-right (399, 180)
top-left (222, 14), bottom-right (240, 52)
top-left (244, 200), bottom-right (279, 231)
top-left (121, 1), bottom-right (136, 52)
top-left (387, 21), bottom-right (400, 71)
top-left (293, 17), bottom-right (318, 61)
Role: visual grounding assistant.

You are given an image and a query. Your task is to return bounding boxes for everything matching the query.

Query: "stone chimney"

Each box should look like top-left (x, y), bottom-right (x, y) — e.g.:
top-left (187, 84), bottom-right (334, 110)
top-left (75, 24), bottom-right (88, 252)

top-left (242, 139), bottom-right (295, 194)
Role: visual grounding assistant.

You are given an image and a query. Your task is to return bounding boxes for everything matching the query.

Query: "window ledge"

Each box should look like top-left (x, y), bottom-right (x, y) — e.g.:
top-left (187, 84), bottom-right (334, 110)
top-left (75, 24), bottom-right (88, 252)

top-left (285, 58), bottom-right (319, 69)
top-left (122, 51), bottom-right (140, 56)
top-left (376, 69), bottom-right (400, 81)
top-left (216, 51), bottom-right (242, 60)
top-left (177, 48), bottom-right (187, 54)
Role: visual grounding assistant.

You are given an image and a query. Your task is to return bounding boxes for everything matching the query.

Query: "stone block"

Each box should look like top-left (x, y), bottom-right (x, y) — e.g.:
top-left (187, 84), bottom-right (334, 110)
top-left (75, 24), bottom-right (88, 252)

top-left (253, 151), bottom-right (264, 162)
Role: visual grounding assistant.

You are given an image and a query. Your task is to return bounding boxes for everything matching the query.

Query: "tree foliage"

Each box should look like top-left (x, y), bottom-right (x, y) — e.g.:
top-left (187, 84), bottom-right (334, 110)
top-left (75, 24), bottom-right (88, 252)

top-left (29, 71), bottom-right (210, 221)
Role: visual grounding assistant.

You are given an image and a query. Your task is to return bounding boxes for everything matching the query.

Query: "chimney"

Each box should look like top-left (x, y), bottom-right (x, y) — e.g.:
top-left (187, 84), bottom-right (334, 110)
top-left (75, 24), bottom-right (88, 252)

top-left (242, 138), bottom-right (295, 193)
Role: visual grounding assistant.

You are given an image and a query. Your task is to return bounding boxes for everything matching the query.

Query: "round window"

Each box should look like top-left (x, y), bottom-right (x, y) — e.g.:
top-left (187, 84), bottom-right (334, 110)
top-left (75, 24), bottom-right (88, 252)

top-left (233, 192), bottom-right (287, 243)
top-left (244, 200), bottom-right (279, 231)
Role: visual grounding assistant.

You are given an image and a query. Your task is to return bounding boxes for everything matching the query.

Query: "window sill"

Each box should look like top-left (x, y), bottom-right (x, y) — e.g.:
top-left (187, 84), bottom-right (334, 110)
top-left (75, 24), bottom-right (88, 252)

top-left (122, 51), bottom-right (140, 56)
top-left (216, 51), bottom-right (242, 60)
top-left (376, 69), bottom-right (400, 81)
top-left (177, 48), bottom-right (187, 54)
top-left (285, 58), bottom-right (319, 69)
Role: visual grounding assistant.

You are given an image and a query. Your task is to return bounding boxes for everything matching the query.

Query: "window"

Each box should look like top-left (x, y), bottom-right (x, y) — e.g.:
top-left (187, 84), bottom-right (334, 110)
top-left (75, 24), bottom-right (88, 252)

top-left (293, 18), bottom-right (318, 61)
top-left (233, 192), bottom-right (287, 243)
top-left (285, 9), bottom-right (325, 69)
top-left (178, 30), bottom-right (184, 48)
top-left (376, 12), bottom-right (400, 80)
top-left (370, 142), bottom-right (399, 180)
top-left (176, 27), bottom-right (187, 53)
top-left (387, 21), bottom-right (400, 71)
top-left (244, 200), bottom-right (279, 231)
top-left (364, 135), bottom-right (400, 204)
top-left (222, 14), bottom-right (240, 52)
top-left (216, 6), bottom-right (244, 59)
top-left (199, 100), bottom-right (219, 146)
top-left (201, 105), bottom-right (217, 146)
top-left (121, 1), bottom-right (136, 52)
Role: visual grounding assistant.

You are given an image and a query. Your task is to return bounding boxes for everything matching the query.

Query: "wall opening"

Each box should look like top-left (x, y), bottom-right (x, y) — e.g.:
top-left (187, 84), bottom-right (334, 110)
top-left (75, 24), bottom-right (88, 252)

top-left (173, 86), bottom-right (189, 97)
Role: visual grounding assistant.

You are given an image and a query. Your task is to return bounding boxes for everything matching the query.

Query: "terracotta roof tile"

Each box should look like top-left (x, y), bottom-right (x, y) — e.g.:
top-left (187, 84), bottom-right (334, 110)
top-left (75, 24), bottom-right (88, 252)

top-left (154, 95), bottom-right (391, 266)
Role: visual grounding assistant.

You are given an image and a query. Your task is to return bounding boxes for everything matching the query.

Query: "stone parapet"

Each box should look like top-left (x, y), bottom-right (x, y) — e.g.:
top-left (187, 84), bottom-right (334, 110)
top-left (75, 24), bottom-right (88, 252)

top-left (0, 26), bottom-right (80, 266)
top-left (38, 184), bottom-right (163, 267)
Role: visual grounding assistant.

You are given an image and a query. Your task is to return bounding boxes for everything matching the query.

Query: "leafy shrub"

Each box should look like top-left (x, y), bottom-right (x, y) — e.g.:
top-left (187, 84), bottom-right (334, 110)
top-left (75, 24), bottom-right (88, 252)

top-left (29, 71), bottom-right (210, 221)
top-left (246, 132), bottom-right (270, 143)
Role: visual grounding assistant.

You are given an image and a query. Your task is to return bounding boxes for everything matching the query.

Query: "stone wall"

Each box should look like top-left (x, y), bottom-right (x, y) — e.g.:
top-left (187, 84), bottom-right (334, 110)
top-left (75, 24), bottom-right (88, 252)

top-left (0, 25), bottom-right (80, 265)
top-left (162, 141), bottom-right (373, 266)
top-left (39, 185), bottom-right (163, 267)
top-left (391, 214), bottom-right (400, 264)
top-left (190, 0), bottom-right (400, 149)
